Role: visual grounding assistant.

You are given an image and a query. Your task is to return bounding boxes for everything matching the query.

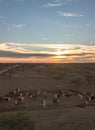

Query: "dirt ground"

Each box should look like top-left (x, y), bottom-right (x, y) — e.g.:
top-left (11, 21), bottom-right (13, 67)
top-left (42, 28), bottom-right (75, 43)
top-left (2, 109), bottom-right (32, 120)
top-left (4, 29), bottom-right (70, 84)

top-left (0, 63), bottom-right (95, 130)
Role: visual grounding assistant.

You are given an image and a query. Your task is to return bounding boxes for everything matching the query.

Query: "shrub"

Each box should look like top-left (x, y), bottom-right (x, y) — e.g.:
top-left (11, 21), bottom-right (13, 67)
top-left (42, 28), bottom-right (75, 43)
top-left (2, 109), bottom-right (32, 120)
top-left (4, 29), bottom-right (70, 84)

top-left (0, 112), bottom-right (35, 130)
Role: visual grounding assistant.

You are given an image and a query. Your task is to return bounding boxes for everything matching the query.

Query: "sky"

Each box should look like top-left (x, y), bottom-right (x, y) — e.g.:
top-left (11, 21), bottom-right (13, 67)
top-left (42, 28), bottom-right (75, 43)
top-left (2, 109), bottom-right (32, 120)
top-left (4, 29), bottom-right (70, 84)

top-left (0, 0), bottom-right (95, 63)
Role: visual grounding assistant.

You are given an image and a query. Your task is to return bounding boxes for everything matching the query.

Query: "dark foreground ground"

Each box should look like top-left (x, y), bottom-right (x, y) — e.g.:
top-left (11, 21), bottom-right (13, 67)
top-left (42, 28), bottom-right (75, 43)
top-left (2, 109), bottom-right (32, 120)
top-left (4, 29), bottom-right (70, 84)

top-left (0, 63), bottom-right (95, 130)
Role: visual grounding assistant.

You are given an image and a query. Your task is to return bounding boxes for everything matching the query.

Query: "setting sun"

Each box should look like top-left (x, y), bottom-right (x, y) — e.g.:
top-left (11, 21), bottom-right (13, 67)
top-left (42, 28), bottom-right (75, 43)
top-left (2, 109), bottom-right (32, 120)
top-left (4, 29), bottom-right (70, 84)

top-left (53, 49), bottom-right (68, 59)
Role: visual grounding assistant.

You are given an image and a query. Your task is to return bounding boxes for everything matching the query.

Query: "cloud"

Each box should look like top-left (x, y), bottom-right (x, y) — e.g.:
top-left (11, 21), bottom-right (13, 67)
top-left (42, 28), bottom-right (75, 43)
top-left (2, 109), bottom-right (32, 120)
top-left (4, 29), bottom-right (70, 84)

top-left (0, 50), bottom-right (95, 59)
top-left (1, 22), bottom-right (26, 31)
top-left (47, 3), bottom-right (63, 7)
top-left (0, 43), bottom-right (95, 62)
top-left (58, 11), bottom-right (83, 17)
top-left (42, 37), bottom-right (47, 41)
top-left (8, 24), bottom-right (26, 31)
top-left (62, 53), bottom-right (95, 57)
top-left (43, 0), bottom-right (64, 8)
top-left (0, 50), bottom-right (54, 58)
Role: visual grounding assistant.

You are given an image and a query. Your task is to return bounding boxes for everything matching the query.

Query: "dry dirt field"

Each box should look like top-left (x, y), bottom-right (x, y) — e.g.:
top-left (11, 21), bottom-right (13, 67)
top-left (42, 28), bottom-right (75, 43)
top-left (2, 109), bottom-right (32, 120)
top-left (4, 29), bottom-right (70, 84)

top-left (0, 63), bottom-right (95, 130)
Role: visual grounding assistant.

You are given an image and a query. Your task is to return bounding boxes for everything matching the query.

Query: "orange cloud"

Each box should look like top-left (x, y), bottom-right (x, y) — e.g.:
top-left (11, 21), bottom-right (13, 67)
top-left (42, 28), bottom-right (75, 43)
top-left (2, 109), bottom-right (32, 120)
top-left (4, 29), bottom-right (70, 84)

top-left (0, 43), bottom-right (95, 63)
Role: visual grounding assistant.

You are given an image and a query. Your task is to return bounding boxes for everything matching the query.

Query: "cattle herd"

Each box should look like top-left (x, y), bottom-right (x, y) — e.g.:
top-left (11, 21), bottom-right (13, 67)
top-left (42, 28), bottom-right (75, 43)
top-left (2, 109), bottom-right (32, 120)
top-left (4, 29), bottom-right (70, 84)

top-left (0, 88), bottom-right (95, 111)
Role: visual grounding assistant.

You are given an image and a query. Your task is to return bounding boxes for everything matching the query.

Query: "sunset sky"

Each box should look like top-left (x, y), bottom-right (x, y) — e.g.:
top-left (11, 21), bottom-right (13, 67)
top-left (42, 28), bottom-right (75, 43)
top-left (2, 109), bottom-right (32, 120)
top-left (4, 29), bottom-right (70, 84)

top-left (0, 0), bottom-right (95, 63)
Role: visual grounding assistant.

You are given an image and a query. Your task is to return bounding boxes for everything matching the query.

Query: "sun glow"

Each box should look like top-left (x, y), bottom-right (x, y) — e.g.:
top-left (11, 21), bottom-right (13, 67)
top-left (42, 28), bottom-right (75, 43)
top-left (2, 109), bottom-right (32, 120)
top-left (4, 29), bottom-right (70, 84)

top-left (54, 49), bottom-right (68, 59)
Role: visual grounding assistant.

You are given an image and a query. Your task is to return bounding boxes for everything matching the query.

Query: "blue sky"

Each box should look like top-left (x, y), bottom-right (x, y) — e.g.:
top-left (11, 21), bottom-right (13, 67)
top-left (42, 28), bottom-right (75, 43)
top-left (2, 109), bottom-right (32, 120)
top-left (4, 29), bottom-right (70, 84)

top-left (0, 0), bottom-right (95, 44)
top-left (0, 0), bottom-right (95, 63)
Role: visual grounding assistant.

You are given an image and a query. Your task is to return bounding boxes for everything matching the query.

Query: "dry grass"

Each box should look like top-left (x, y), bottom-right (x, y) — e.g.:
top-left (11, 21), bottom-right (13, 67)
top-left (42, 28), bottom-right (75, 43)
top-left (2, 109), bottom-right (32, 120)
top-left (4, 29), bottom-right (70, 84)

top-left (0, 63), bottom-right (95, 130)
